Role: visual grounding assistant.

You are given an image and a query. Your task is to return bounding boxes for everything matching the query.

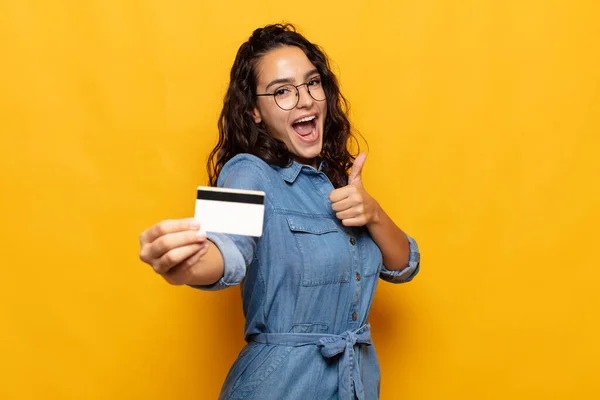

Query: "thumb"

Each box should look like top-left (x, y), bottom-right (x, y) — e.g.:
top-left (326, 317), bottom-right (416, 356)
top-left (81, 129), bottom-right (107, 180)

top-left (348, 153), bottom-right (367, 185)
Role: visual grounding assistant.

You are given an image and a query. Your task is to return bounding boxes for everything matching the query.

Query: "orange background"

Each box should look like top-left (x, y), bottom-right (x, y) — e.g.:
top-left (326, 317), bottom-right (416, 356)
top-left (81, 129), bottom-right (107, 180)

top-left (1, 0), bottom-right (599, 398)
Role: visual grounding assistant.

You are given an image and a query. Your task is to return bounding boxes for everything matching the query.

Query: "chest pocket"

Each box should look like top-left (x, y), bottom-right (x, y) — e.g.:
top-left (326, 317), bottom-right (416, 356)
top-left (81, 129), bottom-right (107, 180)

top-left (286, 214), bottom-right (351, 286)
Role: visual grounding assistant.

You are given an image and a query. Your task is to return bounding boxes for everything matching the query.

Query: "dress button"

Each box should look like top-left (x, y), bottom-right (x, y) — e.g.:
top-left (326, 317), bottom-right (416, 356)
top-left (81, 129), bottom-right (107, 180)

top-left (349, 237), bottom-right (356, 246)
top-left (352, 312), bottom-right (357, 321)
top-left (356, 272), bottom-right (361, 281)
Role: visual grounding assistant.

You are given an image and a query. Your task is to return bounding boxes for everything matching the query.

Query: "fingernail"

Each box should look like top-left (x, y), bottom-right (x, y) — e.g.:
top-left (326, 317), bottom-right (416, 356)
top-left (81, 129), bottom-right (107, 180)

top-left (189, 219), bottom-right (201, 229)
top-left (196, 229), bottom-right (206, 240)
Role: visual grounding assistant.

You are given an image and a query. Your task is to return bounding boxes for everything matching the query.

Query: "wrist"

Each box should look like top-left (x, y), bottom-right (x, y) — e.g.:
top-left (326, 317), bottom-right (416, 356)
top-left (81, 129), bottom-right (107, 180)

top-left (368, 200), bottom-right (382, 227)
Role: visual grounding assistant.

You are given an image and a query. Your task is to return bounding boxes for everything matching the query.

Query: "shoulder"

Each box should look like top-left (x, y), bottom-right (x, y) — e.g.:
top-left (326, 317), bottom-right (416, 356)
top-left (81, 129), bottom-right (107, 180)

top-left (221, 153), bottom-right (271, 174)
top-left (217, 153), bottom-right (278, 190)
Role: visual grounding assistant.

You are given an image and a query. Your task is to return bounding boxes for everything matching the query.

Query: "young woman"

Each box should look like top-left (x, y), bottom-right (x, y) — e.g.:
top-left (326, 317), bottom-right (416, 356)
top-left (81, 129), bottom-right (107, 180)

top-left (139, 23), bottom-right (420, 400)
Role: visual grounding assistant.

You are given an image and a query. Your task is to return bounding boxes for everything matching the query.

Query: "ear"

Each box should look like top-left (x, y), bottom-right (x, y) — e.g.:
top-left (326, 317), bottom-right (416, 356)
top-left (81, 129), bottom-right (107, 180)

top-left (252, 107), bottom-right (262, 124)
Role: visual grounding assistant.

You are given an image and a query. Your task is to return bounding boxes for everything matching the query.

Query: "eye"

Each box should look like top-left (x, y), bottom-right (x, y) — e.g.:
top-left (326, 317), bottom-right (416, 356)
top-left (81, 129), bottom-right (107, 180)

top-left (274, 86), bottom-right (292, 97)
top-left (307, 77), bottom-right (322, 87)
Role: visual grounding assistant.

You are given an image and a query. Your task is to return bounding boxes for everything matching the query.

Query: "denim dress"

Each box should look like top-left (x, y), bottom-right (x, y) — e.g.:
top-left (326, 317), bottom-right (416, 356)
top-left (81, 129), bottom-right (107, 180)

top-left (193, 154), bottom-right (420, 400)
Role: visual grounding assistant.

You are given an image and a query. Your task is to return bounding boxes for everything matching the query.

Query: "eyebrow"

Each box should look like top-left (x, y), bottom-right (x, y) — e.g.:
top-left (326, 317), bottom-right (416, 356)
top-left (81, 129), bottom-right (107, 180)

top-left (265, 69), bottom-right (320, 91)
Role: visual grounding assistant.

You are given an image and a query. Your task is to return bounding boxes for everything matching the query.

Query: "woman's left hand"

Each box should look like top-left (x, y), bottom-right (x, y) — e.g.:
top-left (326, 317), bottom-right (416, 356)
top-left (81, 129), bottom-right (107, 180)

top-left (329, 153), bottom-right (381, 227)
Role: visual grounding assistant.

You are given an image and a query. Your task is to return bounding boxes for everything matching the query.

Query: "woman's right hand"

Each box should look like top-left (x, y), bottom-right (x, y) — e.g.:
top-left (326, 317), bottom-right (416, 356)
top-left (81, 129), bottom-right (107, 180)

top-left (139, 219), bottom-right (210, 285)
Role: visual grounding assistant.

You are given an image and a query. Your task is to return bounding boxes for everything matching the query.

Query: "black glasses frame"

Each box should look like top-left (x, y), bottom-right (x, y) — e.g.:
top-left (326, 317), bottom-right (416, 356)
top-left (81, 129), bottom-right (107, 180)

top-left (256, 80), bottom-right (326, 110)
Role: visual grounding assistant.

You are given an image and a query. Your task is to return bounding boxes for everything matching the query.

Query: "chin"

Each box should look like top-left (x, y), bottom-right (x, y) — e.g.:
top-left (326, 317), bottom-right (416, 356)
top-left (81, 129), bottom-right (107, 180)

top-left (298, 144), bottom-right (322, 160)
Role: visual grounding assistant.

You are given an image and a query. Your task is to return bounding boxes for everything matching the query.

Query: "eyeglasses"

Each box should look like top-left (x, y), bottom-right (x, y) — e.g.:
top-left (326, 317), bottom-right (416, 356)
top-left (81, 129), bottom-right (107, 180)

top-left (256, 77), bottom-right (326, 110)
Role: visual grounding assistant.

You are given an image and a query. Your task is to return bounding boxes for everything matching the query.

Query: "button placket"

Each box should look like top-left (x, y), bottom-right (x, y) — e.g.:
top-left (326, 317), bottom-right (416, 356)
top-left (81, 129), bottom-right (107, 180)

top-left (348, 233), bottom-right (361, 326)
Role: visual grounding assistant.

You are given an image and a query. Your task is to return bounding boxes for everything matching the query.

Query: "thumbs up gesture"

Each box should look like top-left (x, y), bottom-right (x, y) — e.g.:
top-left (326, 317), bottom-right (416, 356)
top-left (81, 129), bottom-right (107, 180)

top-left (329, 153), bottom-right (381, 227)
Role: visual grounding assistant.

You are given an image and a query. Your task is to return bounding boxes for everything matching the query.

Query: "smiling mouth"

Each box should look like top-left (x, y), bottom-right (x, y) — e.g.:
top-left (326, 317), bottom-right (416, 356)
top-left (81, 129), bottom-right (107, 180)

top-left (292, 115), bottom-right (317, 138)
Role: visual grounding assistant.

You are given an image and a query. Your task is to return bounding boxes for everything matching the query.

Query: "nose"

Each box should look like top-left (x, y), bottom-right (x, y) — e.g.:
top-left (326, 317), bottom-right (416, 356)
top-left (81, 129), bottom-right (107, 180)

top-left (296, 84), bottom-right (314, 109)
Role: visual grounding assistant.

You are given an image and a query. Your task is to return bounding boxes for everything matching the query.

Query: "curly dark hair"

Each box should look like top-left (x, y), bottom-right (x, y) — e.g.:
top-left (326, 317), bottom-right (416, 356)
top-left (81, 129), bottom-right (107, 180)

top-left (207, 23), bottom-right (361, 188)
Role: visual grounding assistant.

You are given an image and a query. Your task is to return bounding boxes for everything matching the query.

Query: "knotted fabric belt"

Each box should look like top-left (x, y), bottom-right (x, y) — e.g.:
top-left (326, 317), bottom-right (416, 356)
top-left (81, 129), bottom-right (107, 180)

top-left (248, 324), bottom-right (372, 400)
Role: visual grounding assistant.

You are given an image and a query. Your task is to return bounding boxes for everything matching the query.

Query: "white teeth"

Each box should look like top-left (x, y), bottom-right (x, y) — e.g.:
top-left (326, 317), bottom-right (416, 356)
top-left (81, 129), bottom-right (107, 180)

top-left (294, 115), bottom-right (316, 124)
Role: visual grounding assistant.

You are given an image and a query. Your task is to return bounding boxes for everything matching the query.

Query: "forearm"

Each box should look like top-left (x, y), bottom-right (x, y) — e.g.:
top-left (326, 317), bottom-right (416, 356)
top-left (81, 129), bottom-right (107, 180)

top-left (367, 204), bottom-right (410, 271)
top-left (185, 240), bottom-right (225, 286)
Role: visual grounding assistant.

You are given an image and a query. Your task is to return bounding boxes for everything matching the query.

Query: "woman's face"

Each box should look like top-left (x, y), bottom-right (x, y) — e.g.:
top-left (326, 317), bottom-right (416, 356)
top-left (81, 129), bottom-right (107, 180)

top-left (252, 46), bottom-right (327, 167)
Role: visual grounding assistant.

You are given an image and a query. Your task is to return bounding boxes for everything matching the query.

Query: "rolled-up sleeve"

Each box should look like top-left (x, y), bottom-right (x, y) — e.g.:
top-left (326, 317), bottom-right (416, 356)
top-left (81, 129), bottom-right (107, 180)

top-left (190, 231), bottom-right (256, 291)
top-left (189, 155), bottom-right (267, 291)
top-left (379, 234), bottom-right (420, 284)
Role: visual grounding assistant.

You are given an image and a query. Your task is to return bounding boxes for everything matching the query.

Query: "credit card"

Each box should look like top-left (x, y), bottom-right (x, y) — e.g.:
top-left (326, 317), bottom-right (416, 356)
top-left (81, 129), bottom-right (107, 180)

top-left (194, 186), bottom-right (265, 237)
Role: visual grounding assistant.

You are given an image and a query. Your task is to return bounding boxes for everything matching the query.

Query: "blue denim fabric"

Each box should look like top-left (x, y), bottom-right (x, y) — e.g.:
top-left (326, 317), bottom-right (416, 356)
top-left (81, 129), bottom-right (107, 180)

top-left (192, 154), bottom-right (420, 399)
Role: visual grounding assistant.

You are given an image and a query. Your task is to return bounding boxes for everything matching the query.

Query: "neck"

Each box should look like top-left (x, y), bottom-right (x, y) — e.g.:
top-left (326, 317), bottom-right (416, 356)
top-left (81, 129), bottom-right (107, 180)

top-left (293, 156), bottom-right (317, 169)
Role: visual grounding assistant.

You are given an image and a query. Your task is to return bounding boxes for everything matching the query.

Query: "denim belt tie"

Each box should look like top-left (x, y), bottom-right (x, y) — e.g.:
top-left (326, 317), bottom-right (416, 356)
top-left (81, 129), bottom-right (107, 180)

top-left (248, 323), bottom-right (372, 400)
